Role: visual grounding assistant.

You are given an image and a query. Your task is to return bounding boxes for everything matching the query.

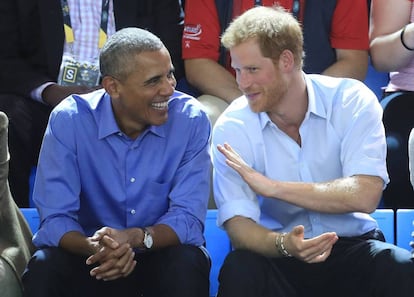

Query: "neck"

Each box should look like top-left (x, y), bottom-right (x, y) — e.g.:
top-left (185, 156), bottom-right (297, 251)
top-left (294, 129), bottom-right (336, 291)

top-left (268, 72), bottom-right (307, 144)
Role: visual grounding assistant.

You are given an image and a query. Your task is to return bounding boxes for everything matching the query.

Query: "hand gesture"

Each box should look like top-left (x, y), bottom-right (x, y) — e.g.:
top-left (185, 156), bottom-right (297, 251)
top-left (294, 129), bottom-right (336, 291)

top-left (217, 143), bottom-right (276, 197)
top-left (86, 227), bottom-right (137, 281)
top-left (283, 225), bottom-right (338, 263)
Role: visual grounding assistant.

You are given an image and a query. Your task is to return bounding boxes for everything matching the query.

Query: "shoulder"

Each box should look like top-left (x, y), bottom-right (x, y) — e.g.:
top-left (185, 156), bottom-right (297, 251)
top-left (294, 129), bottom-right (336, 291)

top-left (306, 74), bottom-right (382, 129)
top-left (213, 96), bottom-right (261, 139)
top-left (307, 74), bottom-right (381, 119)
top-left (49, 89), bottom-right (106, 126)
top-left (167, 91), bottom-right (211, 131)
top-left (307, 74), bottom-right (376, 104)
top-left (218, 96), bottom-right (255, 123)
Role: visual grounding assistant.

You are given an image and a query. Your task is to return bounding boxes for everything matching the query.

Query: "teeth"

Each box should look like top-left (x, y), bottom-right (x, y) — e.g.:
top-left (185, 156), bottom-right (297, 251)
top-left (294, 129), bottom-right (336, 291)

top-left (152, 101), bottom-right (168, 110)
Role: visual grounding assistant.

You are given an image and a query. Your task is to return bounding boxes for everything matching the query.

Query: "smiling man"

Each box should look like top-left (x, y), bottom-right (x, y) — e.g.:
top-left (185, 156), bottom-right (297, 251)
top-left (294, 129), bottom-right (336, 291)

top-left (211, 6), bottom-right (414, 297)
top-left (22, 27), bottom-right (211, 297)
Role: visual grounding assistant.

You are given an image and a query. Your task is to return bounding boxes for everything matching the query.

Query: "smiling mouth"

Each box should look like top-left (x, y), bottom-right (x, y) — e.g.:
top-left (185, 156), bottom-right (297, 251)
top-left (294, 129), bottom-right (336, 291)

top-left (246, 93), bottom-right (259, 101)
top-left (151, 101), bottom-right (169, 110)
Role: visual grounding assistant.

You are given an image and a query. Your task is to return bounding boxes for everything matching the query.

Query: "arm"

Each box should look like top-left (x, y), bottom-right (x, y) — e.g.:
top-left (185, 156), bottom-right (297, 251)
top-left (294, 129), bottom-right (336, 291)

top-left (182, 0), bottom-right (242, 102)
top-left (369, 0), bottom-right (414, 72)
top-left (0, 1), bottom-right (99, 105)
top-left (217, 143), bottom-right (383, 214)
top-left (151, 0), bottom-right (185, 81)
top-left (322, 49), bottom-right (368, 81)
top-left (60, 224), bottom-right (179, 281)
top-left (150, 99), bottom-right (212, 246)
top-left (323, 0), bottom-right (369, 80)
top-left (224, 215), bottom-right (338, 263)
top-left (185, 58), bottom-right (242, 103)
top-left (41, 84), bottom-right (101, 107)
top-left (59, 230), bottom-right (136, 281)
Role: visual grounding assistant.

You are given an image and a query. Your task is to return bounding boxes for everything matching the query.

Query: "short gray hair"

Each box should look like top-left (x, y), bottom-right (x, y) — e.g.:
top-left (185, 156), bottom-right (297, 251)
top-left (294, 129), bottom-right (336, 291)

top-left (100, 27), bottom-right (165, 80)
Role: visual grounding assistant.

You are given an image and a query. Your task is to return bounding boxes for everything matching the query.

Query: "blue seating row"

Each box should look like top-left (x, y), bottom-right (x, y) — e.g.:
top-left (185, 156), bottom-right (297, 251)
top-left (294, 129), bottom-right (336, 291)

top-left (20, 207), bottom-right (413, 297)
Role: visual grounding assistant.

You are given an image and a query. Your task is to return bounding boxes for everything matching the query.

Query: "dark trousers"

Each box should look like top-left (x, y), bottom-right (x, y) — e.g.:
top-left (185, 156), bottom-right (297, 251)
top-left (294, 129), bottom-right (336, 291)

top-left (22, 245), bottom-right (210, 297)
top-left (0, 94), bottom-right (51, 207)
top-left (218, 229), bottom-right (414, 297)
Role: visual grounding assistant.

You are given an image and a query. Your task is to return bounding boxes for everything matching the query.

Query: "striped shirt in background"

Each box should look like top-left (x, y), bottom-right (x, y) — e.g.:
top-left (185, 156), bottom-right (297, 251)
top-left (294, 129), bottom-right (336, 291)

top-left (64, 0), bottom-right (116, 61)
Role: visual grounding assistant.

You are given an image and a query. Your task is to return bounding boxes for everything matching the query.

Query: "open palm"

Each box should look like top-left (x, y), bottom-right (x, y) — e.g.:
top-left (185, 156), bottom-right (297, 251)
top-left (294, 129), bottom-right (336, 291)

top-left (217, 143), bottom-right (275, 197)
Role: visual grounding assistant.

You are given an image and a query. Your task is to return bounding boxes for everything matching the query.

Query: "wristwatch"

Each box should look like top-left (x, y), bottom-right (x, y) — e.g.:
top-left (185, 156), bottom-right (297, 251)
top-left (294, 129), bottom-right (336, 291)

top-left (143, 228), bottom-right (153, 249)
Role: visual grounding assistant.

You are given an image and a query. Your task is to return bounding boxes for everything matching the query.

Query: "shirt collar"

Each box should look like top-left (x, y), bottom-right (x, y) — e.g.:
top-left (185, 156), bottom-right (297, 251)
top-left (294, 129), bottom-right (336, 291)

top-left (95, 91), bottom-right (167, 140)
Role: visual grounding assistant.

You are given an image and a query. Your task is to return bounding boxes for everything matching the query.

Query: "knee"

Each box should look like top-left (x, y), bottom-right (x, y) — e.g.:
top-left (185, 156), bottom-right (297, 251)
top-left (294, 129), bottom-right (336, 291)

top-left (166, 245), bottom-right (210, 273)
top-left (374, 245), bottom-right (414, 287)
top-left (158, 245), bottom-right (210, 296)
top-left (23, 248), bottom-right (82, 282)
top-left (220, 249), bottom-right (265, 281)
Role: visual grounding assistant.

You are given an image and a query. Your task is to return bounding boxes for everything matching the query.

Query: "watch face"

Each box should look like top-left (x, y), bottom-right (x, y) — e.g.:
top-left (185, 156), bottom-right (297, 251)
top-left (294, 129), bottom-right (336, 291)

top-left (144, 230), bottom-right (153, 249)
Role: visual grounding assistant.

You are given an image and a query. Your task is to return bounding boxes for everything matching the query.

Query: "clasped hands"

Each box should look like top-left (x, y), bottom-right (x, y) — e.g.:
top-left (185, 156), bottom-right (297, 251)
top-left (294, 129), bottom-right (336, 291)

top-left (86, 227), bottom-right (137, 281)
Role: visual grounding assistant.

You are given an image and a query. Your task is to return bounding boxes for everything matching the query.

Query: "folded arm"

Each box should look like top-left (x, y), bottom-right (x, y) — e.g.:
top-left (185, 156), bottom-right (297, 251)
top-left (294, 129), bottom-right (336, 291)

top-left (217, 143), bottom-right (383, 214)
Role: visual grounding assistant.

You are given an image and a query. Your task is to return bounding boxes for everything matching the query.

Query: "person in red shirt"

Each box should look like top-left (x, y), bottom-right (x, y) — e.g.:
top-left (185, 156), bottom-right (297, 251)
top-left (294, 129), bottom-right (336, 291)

top-left (181, 0), bottom-right (369, 125)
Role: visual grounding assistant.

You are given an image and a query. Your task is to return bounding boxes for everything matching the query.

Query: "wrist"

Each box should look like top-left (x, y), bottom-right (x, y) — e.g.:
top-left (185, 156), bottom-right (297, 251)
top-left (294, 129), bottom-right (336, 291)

top-left (127, 227), bottom-right (145, 249)
top-left (400, 24), bottom-right (414, 51)
top-left (275, 232), bottom-right (292, 257)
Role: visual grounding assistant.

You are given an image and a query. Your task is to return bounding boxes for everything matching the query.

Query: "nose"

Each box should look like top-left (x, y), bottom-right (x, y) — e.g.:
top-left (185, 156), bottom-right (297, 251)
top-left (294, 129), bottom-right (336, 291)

top-left (161, 75), bottom-right (176, 96)
top-left (236, 71), bottom-right (250, 91)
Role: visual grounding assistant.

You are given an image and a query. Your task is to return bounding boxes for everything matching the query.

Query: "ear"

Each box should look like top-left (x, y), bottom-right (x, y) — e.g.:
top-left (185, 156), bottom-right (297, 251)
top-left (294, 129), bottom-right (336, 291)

top-left (278, 49), bottom-right (295, 72)
top-left (102, 76), bottom-right (120, 98)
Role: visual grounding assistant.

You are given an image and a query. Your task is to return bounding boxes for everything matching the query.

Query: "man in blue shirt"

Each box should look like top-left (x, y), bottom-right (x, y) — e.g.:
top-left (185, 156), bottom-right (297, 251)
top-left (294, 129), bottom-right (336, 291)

top-left (22, 27), bottom-right (211, 297)
top-left (211, 6), bottom-right (414, 297)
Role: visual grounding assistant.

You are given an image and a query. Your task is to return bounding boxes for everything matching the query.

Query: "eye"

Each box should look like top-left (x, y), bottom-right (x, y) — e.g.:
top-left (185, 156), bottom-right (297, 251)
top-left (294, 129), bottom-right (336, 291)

top-left (247, 67), bottom-right (258, 73)
top-left (146, 77), bottom-right (160, 86)
top-left (167, 70), bottom-right (175, 80)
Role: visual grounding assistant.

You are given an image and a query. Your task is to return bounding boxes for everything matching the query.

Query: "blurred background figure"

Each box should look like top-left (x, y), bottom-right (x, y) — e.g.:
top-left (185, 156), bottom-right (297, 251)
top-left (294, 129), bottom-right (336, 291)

top-left (0, 111), bottom-right (34, 297)
top-left (180, 0), bottom-right (370, 126)
top-left (409, 128), bottom-right (414, 190)
top-left (0, 0), bottom-right (185, 208)
top-left (370, 0), bottom-right (414, 208)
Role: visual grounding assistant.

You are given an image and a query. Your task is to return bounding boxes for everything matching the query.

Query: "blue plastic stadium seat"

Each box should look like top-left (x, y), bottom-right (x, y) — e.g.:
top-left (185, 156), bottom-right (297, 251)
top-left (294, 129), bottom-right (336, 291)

top-left (20, 207), bottom-right (40, 233)
top-left (20, 207), bottom-right (400, 295)
top-left (204, 209), bottom-right (231, 297)
top-left (396, 209), bottom-right (414, 251)
top-left (28, 166), bottom-right (37, 208)
top-left (371, 208), bottom-right (395, 244)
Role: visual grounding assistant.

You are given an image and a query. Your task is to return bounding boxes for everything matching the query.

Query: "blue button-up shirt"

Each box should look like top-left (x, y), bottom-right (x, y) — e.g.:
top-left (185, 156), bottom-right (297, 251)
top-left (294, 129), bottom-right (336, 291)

top-left (33, 89), bottom-right (211, 248)
top-left (212, 74), bottom-right (389, 238)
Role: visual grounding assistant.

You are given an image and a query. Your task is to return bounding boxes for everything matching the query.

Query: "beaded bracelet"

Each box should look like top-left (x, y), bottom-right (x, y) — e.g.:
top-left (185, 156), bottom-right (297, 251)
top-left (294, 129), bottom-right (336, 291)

top-left (400, 24), bottom-right (414, 51)
top-left (276, 232), bottom-right (292, 257)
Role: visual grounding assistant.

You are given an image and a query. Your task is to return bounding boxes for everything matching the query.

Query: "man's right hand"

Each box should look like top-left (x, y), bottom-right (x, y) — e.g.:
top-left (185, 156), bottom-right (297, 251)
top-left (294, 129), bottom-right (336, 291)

top-left (284, 225), bottom-right (338, 263)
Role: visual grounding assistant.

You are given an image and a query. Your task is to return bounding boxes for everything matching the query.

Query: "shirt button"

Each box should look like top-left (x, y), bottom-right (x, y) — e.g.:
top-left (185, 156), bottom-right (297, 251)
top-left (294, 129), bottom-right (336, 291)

top-left (130, 177), bottom-right (136, 183)
top-left (131, 209), bottom-right (136, 215)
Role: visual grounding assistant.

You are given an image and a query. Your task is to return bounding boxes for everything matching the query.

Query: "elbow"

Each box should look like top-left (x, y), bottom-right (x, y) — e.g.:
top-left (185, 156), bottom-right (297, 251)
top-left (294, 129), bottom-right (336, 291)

top-left (362, 201), bottom-right (380, 214)
top-left (184, 59), bottom-right (203, 87)
top-left (350, 176), bottom-right (385, 214)
top-left (369, 44), bottom-right (399, 73)
top-left (370, 53), bottom-right (391, 73)
top-left (358, 189), bottom-right (384, 214)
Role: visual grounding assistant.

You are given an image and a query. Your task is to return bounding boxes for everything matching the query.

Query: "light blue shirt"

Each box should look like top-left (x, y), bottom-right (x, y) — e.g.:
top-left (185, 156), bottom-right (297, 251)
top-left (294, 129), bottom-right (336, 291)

top-left (212, 74), bottom-right (389, 238)
top-left (33, 89), bottom-right (211, 248)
